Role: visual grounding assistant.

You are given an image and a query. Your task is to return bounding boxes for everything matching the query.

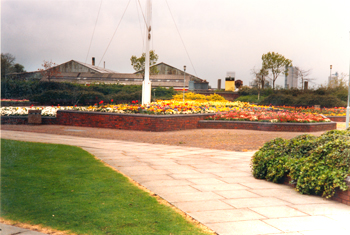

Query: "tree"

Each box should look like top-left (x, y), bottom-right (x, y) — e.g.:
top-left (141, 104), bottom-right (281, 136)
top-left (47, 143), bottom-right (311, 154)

top-left (262, 52), bottom-right (292, 89)
top-left (130, 50), bottom-right (159, 78)
top-left (295, 67), bottom-right (313, 90)
top-left (38, 60), bottom-right (61, 82)
top-left (13, 63), bottom-right (26, 73)
top-left (251, 66), bottom-right (269, 89)
top-left (1, 53), bottom-right (25, 79)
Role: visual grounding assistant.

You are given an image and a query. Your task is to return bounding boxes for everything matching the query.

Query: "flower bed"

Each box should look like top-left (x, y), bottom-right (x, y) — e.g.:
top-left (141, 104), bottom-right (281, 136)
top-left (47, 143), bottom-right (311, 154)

top-left (0, 100), bottom-right (339, 132)
top-left (276, 105), bottom-right (346, 117)
top-left (0, 100), bottom-right (248, 117)
top-left (207, 108), bottom-right (331, 123)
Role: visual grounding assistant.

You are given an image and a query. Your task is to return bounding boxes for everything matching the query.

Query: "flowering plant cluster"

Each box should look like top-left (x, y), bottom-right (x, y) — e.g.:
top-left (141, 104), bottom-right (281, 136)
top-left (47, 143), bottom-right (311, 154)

top-left (208, 108), bottom-right (331, 123)
top-left (1, 99), bottom-right (30, 102)
top-left (74, 100), bottom-right (247, 115)
top-left (274, 105), bottom-right (346, 117)
top-left (0, 106), bottom-right (73, 117)
top-left (0, 100), bottom-right (247, 116)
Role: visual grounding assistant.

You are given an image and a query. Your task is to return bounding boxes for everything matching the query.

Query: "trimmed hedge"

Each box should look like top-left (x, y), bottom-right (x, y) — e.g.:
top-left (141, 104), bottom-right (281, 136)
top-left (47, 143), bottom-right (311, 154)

top-left (1, 79), bottom-right (176, 105)
top-left (251, 129), bottom-right (350, 198)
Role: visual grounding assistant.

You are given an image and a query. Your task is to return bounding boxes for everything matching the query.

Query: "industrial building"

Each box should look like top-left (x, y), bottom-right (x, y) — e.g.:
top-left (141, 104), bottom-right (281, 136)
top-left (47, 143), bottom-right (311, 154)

top-left (284, 66), bottom-right (299, 89)
top-left (7, 59), bottom-right (209, 90)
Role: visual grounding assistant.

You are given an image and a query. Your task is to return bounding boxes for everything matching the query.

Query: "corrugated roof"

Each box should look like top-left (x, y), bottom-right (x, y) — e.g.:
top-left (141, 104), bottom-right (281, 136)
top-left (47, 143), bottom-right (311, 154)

top-left (70, 60), bottom-right (118, 73)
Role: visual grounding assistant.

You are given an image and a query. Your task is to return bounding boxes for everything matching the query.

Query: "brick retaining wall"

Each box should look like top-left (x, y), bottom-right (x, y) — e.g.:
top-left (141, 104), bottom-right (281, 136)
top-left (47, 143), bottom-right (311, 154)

top-left (2, 112), bottom-right (337, 132)
top-left (283, 176), bottom-right (350, 206)
top-left (198, 120), bottom-right (336, 132)
top-left (55, 110), bottom-right (214, 132)
top-left (1, 116), bottom-right (56, 125)
top-left (327, 116), bottom-right (346, 122)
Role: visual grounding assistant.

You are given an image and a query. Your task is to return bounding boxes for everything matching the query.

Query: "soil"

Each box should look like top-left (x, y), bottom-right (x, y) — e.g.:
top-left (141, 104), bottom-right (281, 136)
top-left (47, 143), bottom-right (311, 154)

top-left (1, 124), bottom-right (341, 151)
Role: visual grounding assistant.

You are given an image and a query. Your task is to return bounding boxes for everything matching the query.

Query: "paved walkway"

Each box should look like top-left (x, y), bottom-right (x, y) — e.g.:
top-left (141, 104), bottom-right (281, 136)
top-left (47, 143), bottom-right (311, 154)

top-left (2, 130), bottom-right (350, 235)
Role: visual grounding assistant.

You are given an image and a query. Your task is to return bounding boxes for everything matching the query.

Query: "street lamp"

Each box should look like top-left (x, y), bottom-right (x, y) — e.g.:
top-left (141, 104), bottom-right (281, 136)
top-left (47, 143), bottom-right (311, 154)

top-left (183, 65), bottom-right (186, 102)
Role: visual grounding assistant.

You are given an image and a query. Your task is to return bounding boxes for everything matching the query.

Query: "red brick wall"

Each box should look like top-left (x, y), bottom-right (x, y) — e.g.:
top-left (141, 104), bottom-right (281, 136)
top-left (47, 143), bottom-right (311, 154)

top-left (333, 188), bottom-right (350, 206)
top-left (283, 176), bottom-right (350, 206)
top-left (327, 116), bottom-right (346, 122)
top-left (56, 111), bottom-right (214, 132)
top-left (1, 116), bottom-right (56, 125)
top-left (198, 120), bottom-right (336, 132)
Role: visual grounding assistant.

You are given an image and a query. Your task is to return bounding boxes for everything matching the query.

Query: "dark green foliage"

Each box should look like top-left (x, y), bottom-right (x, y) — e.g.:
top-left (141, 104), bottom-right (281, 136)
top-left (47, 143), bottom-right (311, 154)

top-left (238, 86), bottom-right (348, 107)
top-left (258, 94), bottom-right (296, 106)
top-left (251, 138), bottom-right (289, 182)
top-left (235, 95), bottom-right (267, 103)
top-left (294, 94), bottom-right (346, 107)
top-left (153, 87), bottom-right (176, 100)
top-left (1, 79), bottom-right (174, 105)
top-left (251, 130), bottom-right (350, 198)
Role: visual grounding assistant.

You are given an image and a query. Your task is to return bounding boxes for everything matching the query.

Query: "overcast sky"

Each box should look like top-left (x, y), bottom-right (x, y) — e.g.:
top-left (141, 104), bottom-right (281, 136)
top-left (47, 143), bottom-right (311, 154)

top-left (2, 0), bottom-right (350, 88)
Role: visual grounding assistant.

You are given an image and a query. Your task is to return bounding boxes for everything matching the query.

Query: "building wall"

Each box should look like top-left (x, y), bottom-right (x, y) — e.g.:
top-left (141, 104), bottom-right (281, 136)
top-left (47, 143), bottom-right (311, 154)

top-left (285, 66), bottom-right (299, 89)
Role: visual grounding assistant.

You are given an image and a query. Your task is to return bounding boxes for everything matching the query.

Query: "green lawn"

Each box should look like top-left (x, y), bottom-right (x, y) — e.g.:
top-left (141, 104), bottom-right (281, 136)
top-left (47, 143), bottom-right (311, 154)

top-left (1, 139), bottom-right (212, 235)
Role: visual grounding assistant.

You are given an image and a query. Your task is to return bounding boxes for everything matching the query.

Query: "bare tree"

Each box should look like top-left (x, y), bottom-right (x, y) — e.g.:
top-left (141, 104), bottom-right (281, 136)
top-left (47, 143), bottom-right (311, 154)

top-left (295, 67), bottom-right (313, 89)
top-left (251, 66), bottom-right (270, 100)
top-left (38, 60), bottom-right (61, 82)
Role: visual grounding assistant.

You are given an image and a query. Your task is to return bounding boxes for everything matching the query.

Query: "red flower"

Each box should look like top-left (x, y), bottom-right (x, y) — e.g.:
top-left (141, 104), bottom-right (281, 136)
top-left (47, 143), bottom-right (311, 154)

top-left (111, 99), bottom-right (114, 103)
top-left (136, 100), bottom-right (139, 103)
top-left (132, 101), bottom-right (135, 104)
top-left (99, 100), bottom-right (103, 104)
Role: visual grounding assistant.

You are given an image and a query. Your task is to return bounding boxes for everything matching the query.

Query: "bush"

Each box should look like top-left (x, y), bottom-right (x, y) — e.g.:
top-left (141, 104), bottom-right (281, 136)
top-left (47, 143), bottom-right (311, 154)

top-left (251, 130), bottom-right (350, 198)
top-left (235, 95), bottom-right (267, 104)
top-left (258, 94), bottom-right (297, 106)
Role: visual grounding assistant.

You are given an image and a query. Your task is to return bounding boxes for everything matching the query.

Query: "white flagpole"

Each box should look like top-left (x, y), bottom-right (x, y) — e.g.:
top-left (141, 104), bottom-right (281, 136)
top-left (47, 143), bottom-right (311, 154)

top-left (142, 0), bottom-right (152, 105)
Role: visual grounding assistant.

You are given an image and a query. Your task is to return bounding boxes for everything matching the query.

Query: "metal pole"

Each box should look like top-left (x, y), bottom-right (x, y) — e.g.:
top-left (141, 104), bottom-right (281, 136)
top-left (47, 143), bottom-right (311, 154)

top-left (330, 65), bottom-right (332, 87)
top-left (142, 0), bottom-right (152, 105)
top-left (183, 65), bottom-right (186, 102)
top-left (346, 32), bottom-right (350, 129)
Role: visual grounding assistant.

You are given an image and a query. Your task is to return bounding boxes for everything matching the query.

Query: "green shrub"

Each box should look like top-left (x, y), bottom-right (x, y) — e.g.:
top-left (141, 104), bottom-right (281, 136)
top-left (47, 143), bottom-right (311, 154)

top-left (258, 94), bottom-right (297, 106)
top-left (235, 95), bottom-right (266, 103)
top-left (252, 130), bottom-right (350, 198)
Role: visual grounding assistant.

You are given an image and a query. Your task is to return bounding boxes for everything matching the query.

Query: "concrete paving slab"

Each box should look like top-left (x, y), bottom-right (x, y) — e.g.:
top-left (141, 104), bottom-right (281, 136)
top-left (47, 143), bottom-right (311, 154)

top-left (291, 203), bottom-right (350, 215)
top-left (160, 191), bottom-right (225, 203)
top-left (224, 197), bottom-right (291, 208)
top-left (220, 176), bottom-right (260, 184)
top-left (213, 171), bottom-right (253, 178)
top-left (169, 173), bottom-right (216, 179)
top-left (172, 200), bottom-right (234, 213)
top-left (189, 209), bottom-right (266, 223)
top-left (215, 190), bottom-right (262, 199)
top-left (263, 216), bottom-right (345, 233)
top-left (145, 185), bottom-right (200, 195)
top-left (249, 206), bottom-right (308, 218)
top-left (299, 229), bottom-right (350, 235)
top-left (1, 224), bottom-right (48, 235)
top-left (206, 220), bottom-right (282, 235)
top-left (191, 183), bottom-right (249, 192)
top-left (188, 178), bottom-right (227, 185)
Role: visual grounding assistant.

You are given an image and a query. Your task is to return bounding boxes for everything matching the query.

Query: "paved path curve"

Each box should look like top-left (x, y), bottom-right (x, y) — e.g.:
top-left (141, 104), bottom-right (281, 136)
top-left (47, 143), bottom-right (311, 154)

top-left (2, 130), bottom-right (350, 235)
